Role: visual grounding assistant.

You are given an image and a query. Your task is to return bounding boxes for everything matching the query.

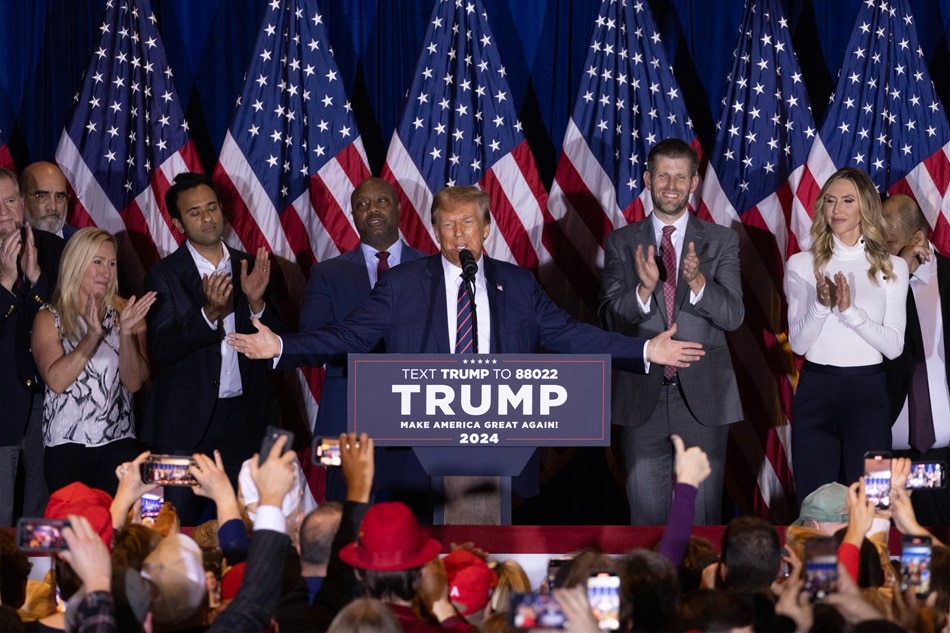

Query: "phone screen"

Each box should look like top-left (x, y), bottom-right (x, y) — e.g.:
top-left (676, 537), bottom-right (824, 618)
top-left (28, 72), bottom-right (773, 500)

top-left (509, 592), bottom-right (568, 629)
top-left (587, 573), bottom-right (620, 631)
top-left (314, 438), bottom-right (341, 466)
top-left (907, 462), bottom-right (946, 490)
top-left (900, 536), bottom-right (932, 596)
top-left (140, 488), bottom-right (164, 521)
top-left (141, 455), bottom-right (198, 486)
top-left (804, 537), bottom-right (838, 603)
top-left (17, 518), bottom-right (70, 553)
top-left (864, 452), bottom-right (892, 509)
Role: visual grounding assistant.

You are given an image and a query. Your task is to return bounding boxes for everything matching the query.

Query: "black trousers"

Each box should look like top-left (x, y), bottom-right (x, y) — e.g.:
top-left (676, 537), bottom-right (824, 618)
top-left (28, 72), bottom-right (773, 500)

top-left (791, 361), bottom-right (892, 504)
top-left (45, 438), bottom-right (139, 497)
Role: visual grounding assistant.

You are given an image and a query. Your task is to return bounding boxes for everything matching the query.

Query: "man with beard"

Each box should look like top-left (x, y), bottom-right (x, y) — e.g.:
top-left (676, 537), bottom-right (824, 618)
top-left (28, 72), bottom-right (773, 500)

top-left (20, 162), bottom-right (77, 239)
top-left (600, 138), bottom-right (744, 526)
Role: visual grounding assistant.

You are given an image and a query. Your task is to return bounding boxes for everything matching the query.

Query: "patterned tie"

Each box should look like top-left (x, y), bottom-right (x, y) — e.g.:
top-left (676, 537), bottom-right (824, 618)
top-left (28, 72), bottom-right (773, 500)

top-left (906, 292), bottom-right (936, 452)
top-left (375, 251), bottom-right (390, 276)
top-left (661, 225), bottom-right (677, 381)
top-left (455, 276), bottom-right (474, 354)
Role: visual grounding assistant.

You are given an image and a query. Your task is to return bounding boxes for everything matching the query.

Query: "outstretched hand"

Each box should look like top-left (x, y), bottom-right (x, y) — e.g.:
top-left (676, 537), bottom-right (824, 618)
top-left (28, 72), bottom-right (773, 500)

top-left (647, 323), bottom-right (704, 368)
top-left (227, 316), bottom-right (280, 359)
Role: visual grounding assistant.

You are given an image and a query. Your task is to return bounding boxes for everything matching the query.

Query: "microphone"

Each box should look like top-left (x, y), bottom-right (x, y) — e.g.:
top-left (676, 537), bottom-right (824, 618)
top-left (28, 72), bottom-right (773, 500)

top-left (459, 249), bottom-right (478, 282)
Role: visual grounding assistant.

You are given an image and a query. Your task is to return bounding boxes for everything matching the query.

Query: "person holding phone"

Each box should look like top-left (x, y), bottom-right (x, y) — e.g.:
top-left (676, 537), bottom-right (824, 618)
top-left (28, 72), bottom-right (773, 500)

top-left (31, 228), bottom-right (156, 496)
top-left (785, 167), bottom-right (908, 501)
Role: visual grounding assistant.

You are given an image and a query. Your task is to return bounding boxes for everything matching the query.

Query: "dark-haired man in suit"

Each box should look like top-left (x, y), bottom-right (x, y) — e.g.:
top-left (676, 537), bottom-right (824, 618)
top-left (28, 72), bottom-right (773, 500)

top-left (0, 167), bottom-right (65, 525)
top-left (142, 172), bottom-right (283, 524)
top-left (883, 193), bottom-right (950, 525)
top-left (600, 138), bottom-right (744, 526)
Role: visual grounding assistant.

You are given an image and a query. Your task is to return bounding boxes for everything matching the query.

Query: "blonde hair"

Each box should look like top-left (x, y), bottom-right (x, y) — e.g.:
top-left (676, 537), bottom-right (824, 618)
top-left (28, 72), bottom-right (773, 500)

top-left (809, 167), bottom-right (893, 284)
top-left (51, 227), bottom-right (125, 342)
top-left (488, 558), bottom-right (531, 614)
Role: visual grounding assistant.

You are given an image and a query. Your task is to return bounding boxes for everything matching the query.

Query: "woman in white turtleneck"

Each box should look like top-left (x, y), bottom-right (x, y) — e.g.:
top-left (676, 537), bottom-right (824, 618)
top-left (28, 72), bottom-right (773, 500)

top-left (785, 167), bottom-right (908, 503)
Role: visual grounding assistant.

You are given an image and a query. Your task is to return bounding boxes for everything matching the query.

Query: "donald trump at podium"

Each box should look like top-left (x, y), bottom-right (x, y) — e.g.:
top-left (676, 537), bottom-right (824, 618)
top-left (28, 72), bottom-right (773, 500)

top-left (228, 185), bottom-right (704, 372)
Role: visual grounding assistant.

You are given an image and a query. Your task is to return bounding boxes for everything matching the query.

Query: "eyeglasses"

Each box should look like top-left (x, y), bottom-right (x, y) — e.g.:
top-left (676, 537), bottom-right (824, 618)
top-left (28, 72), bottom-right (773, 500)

top-left (27, 191), bottom-right (71, 203)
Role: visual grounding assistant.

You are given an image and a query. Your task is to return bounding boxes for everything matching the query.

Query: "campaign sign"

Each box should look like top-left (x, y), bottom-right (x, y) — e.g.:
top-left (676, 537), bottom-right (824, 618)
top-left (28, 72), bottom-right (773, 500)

top-left (348, 354), bottom-right (611, 446)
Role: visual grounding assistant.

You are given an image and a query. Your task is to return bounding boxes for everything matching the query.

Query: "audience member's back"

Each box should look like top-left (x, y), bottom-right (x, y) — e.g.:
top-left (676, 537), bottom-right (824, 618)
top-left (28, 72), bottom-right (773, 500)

top-left (619, 549), bottom-right (680, 633)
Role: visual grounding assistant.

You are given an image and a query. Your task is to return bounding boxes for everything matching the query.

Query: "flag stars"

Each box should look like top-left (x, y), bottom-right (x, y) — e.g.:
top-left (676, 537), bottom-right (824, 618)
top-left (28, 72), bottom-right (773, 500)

top-left (429, 147), bottom-right (442, 160)
top-left (104, 150), bottom-right (116, 162)
top-left (86, 121), bottom-right (98, 134)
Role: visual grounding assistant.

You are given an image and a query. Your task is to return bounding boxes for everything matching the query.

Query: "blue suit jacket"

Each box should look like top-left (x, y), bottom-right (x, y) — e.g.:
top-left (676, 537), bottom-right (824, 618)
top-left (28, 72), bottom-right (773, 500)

top-left (300, 241), bottom-right (426, 436)
top-left (280, 254), bottom-right (647, 371)
top-left (141, 243), bottom-right (284, 449)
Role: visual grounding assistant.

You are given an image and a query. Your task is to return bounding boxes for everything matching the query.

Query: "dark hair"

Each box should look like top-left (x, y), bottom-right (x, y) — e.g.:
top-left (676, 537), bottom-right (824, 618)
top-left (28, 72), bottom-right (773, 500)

top-left (676, 589), bottom-right (754, 633)
top-left (720, 516), bottom-right (780, 593)
top-left (111, 524), bottom-right (161, 571)
top-left (300, 502), bottom-right (343, 566)
top-left (647, 138), bottom-right (699, 178)
top-left (164, 172), bottom-right (215, 221)
top-left (830, 529), bottom-right (884, 588)
top-left (677, 536), bottom-right (720, 593)
top-left (0, 531), bottom-right (31, 609)
top-left (619, 549), bottom-right (680, 633)
top-left (362, 567), bottom-right (421, 603)
top-left (553, 547), bottom-right (618, 589)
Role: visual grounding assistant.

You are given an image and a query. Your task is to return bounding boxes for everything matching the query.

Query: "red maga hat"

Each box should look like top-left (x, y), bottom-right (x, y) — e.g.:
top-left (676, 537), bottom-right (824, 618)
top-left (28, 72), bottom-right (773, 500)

top-left (339, 502), bottom-right (441, 571)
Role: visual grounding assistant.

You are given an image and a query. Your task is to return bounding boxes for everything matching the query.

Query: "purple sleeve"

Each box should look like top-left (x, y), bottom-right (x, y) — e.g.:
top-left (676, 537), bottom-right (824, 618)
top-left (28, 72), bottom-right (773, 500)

top-left (657, 483), bottom-right (697, 566)
top-left (76, 591), bottom-right (117, 633)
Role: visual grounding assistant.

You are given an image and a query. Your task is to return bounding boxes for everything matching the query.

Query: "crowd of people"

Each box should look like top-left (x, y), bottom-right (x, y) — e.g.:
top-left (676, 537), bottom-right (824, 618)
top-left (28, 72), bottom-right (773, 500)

top-left (2, 141), bottom-right (950, 631)
top-left (1, 433), bottom-right (949, 632)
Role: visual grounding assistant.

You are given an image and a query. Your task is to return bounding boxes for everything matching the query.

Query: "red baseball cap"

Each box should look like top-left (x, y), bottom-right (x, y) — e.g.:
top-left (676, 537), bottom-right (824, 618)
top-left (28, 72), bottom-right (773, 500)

top-left (444, 549), bottom-right (497, 614)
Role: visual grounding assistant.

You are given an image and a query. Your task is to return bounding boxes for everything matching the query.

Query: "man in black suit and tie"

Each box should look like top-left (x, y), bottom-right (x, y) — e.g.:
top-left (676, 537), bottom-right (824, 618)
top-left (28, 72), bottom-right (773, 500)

top-left (0, 167), bottom-right (65, 526)
top-left (883, 193), bottom-right (950, 525)
top-left (142, 172), bottom-right (284, 524)
top-left (20, 162), bottom-right (79, 240)
top-left (229, 185), bottom-right (702, 392)
top-left (301, 177), bottom-right (425, 501)
top-left (600, 139), bottom-right (744, 526)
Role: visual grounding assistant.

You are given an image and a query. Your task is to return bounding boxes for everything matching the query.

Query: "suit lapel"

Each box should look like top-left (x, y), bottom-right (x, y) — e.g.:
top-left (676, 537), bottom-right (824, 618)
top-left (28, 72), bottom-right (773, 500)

top-left (173, 244), bottom-right (208, 309)
top-left (485, 257), bottom-right (503, 353)
top-left (423, 256), bottom-right (450, 353)
top-left (676, 215), bottom-right (704, 312)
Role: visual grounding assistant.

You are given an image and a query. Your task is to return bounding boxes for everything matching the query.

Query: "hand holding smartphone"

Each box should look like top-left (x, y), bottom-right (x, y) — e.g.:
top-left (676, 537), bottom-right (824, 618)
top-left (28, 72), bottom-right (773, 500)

top-left (900, 535), bottom-right (932, 597)
top-left (906, 461), bottom-right (947, 490)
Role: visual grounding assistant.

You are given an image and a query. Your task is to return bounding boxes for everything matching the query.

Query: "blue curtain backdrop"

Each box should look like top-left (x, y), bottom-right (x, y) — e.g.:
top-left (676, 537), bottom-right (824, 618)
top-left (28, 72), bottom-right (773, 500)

top-left (3, 0), bottom-right (950, 185)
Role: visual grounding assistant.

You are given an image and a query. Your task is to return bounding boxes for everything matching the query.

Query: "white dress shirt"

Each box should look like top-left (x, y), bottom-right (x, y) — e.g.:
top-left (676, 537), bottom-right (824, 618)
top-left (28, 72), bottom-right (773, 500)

top-left (360, 240), bottom-right (405, 288)
top-left (442, 255), bottom-right (491, 353)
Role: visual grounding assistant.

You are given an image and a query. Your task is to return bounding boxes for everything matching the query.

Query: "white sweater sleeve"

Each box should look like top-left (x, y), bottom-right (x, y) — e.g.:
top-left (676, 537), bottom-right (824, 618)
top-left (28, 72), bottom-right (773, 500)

top-left (785, 253), bottom-right (832, 356)
top-left (837, 256), bottom-right (908, 360)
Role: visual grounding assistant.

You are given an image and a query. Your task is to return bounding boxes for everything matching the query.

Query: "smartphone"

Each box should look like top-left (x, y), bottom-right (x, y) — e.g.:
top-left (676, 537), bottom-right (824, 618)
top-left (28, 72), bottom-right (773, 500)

top-left (804, 536), bottom-right (838, 603)
top-left (864, 451), bottom-right (892, 509)
top-left (900, 535), bottom-right (932, 597)
top-left (140, 489), bottom-right (164, 520)
top-left (777, 547), bottom-right (791, 580)
top-left (509, 592), bottom-right (568, 629)
top-left (546, 555), bottom-right (573, 589)
top-left (587, 572), bottom-right (620, 631)
top-left (906, 461), bottom-right (947, 490)
top-left (140, 454), bottom-right (198, 486)
top-left (17, 518), bottom-right (69, 553)
top-left (259, 425), bottom-right (294, 466)
top-left (314, 438), bottom-right (341, 466)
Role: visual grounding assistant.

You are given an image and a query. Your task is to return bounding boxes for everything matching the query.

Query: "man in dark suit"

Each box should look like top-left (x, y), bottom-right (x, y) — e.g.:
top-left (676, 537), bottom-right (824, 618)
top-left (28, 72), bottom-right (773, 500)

top-left (20, 162), bottom-right (78, 240)
top-left (883, 193), bottom-right (950, 525)
top-left (301, 177), bottom-right (426, 438)
top-left (142, 172), bottom-right (283, 524)
top-left (600, 139), bottom-right (744, 526)
top-left (301, 177), bottom-right (426, 503)
top-left (229, 185), bottom-right (702, 385)
top-left (0, 167), bottom-right (65, 526)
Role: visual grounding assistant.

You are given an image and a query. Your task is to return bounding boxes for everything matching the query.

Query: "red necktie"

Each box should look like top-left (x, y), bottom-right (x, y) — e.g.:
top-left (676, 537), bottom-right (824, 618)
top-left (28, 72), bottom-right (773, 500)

top-left (661, 225), bottom-right (677, 381)
top-left (375, 251), bottom-right (390, 276)
top-left (455, 277), bottom-right (474, 354)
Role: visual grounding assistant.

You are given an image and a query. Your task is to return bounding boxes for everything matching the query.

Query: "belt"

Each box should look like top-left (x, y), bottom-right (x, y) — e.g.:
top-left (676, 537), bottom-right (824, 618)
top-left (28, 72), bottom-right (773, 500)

top-left (662, 374), bottom-right (679, 386)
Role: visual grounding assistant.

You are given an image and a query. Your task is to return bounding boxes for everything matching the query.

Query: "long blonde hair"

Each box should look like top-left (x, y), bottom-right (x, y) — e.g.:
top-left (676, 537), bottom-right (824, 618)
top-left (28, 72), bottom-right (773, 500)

top-left (51, 227), bottom-right (125, 342)
top-left (809, 167), bottom-right (893, 284)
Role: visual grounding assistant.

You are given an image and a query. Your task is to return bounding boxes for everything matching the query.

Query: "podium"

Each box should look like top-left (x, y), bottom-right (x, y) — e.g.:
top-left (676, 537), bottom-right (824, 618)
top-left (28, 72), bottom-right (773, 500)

top-left (349, 353), bottom-right (611, 525)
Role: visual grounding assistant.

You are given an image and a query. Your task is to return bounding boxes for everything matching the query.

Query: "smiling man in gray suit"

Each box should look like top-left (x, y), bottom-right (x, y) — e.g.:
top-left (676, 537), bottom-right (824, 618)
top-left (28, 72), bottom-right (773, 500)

top-left (600, 138), bottom-right (744, 525)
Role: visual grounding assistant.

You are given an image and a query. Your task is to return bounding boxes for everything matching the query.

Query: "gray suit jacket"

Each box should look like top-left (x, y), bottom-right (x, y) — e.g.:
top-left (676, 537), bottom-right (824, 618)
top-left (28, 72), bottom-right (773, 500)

top-left (599, 213), bottom-right (744, 427)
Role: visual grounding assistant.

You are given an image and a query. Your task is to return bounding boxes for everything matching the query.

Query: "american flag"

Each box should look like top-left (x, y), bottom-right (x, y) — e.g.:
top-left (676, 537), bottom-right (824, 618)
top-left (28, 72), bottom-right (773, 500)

top-left (211, 0), bottom-right (370, 423)
top-left (0, 129), bottom-right (12, 170)
top-left (381, 0), bottom-right (585, 314)
top-left (797, 0), bottom-right (950, 253)
top-left (547, 0), bottom-right (700, 319)
top-left (55, 0), bottom-right (202, 272)
top-left (698, 0), bottom-right (816, 522)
